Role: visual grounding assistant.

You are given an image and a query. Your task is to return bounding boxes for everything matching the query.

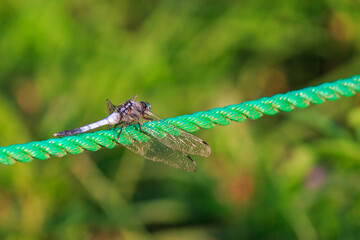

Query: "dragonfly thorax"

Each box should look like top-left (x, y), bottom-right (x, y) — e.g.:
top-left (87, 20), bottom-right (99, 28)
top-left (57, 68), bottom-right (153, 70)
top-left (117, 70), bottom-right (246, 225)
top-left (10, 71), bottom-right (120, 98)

top-left (115, 100), bottom-right (145, 123)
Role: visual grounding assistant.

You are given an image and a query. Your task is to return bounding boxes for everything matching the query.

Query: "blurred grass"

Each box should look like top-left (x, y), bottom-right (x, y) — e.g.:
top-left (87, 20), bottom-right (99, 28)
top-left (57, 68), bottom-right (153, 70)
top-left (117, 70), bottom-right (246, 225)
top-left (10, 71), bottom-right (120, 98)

top-left (1, 0), bottom-right (360, 239)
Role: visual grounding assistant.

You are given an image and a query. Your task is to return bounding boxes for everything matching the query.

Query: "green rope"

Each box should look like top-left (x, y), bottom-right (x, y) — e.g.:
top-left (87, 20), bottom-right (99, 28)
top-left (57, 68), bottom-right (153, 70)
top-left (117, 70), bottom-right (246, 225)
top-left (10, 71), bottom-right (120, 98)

top-left (1, 75), bottom-right (359, 165)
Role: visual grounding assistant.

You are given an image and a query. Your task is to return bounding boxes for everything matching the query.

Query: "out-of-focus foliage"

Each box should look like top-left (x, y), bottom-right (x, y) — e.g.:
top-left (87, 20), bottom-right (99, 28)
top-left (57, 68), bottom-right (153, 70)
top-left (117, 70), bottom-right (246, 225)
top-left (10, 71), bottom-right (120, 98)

top-left (1, 0), bottom-right (360, 239)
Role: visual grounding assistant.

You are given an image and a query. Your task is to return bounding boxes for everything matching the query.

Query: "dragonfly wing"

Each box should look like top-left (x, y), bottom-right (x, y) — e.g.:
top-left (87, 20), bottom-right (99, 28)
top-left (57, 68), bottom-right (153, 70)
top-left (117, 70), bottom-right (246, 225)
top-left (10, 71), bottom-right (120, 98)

top-left (143, 111), bottom-right (212, 157)
top-left (106, 99), bottom-right (117, 114)
top-left (121, 129), bottom-right (197, 172)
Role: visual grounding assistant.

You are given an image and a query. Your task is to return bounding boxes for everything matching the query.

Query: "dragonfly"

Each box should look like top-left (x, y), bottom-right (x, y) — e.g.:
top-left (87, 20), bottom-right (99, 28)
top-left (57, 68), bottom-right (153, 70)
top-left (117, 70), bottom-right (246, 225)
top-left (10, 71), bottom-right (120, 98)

top-left (54, 96), bottom-right (211, 172)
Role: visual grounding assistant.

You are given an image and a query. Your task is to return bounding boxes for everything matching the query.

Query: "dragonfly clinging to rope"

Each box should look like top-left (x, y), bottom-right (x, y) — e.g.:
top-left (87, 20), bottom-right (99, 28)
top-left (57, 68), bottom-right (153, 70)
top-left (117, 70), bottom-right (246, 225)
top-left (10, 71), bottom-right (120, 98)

top-left (54, 96), bottom-right (211, 172)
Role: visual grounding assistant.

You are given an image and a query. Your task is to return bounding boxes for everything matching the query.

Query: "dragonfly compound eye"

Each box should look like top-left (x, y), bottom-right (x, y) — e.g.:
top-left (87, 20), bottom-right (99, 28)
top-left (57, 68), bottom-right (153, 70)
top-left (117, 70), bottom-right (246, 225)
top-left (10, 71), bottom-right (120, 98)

top-left (140, 101), bottom-right (151, 111)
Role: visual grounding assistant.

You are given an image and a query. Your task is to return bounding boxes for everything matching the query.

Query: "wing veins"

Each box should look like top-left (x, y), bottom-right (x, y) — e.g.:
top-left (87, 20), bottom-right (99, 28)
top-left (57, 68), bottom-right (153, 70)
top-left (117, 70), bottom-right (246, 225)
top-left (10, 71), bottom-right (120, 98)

top-left (142, 111), bottom-right (211, 157)
top-left (121, 128), bottom-right (197, 172)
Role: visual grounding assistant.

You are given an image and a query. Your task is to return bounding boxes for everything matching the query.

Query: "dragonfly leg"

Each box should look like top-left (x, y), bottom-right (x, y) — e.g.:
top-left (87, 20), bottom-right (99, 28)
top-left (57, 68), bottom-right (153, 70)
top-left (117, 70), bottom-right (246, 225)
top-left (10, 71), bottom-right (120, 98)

top-left (142, 116), bottom-right (153, 121)
top-left (117, 126), bottom-right (124, 139)
top-left (115, 123), bottom-right (125, 139)
top-left (116, 121), bottom-right (145, 140)
top-left (137, 121), bottom-right (143, 132)
top-left (117, 123), bottom-right (131, 139)
top-left (111, 123), bottom-right (121, 130)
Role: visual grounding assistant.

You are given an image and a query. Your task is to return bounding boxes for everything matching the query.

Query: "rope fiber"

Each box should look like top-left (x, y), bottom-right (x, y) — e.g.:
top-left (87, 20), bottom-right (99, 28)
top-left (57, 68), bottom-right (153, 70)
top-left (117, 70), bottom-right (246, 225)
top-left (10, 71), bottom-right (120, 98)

top-left (1, 75), bottom-right (359, 165)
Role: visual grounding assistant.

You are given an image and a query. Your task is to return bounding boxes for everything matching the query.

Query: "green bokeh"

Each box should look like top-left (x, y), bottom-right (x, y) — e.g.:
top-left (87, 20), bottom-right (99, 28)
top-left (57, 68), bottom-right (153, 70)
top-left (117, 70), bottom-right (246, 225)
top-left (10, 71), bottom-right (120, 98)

top-left (1, 0), bottom-right (360, 239)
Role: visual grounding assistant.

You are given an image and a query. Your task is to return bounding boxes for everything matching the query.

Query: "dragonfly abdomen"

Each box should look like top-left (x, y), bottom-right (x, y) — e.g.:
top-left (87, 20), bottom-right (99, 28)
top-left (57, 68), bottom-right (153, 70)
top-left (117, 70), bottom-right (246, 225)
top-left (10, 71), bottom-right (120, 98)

top-left (54, 128), bottom-right (83, 137)
top-left (54, 116), bottom-right (118, 137)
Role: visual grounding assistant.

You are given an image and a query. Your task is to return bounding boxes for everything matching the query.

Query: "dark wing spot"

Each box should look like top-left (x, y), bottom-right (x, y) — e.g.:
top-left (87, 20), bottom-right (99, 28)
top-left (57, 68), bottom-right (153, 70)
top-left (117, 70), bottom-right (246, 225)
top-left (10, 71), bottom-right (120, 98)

top-left (202, 140), bottom-right (209, 146)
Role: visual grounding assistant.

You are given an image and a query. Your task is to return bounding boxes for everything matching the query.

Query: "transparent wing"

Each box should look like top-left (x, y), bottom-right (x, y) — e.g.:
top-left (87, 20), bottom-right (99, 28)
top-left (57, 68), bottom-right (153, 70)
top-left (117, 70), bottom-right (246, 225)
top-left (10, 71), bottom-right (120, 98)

top-left (121, 128), bottom-right (197, 172)
top-left (106, 99), bottom-right (117, 114)
top-left (142, 111), bottom-right (212, 157)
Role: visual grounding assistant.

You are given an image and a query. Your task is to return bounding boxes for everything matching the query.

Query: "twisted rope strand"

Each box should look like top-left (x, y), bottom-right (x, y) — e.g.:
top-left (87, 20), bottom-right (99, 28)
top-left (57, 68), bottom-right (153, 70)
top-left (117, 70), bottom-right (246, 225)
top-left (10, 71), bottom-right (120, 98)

top-left (1, 75), bottom-right (359, 165)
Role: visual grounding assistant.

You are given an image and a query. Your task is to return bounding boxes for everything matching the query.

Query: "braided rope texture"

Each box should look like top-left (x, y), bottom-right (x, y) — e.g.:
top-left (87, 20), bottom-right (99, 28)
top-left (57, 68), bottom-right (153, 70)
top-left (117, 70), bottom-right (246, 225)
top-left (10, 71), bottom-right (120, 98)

top-left (1, 75), bottom-right (359, 165)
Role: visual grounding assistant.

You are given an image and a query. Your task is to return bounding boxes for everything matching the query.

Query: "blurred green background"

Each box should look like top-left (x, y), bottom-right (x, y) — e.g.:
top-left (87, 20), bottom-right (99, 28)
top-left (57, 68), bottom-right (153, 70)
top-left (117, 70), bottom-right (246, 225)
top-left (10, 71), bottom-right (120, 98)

top-left (1, 0), bottom-right (360, 239)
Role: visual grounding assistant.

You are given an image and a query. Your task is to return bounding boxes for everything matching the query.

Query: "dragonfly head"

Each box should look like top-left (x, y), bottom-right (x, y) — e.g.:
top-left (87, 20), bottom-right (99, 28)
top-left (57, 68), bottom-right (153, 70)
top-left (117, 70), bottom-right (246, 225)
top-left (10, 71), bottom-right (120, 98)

top-left (140, 101), bottom-right (151, 111)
